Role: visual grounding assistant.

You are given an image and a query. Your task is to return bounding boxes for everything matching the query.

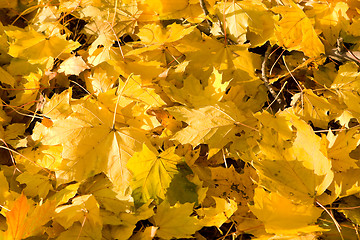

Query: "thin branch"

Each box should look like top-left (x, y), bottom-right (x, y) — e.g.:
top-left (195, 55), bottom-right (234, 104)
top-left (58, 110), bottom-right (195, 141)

top-left (265, 81), bottom-right (287, 111)
top-left (199, 0), bottom-right (209, 16)
top-left (199, 0), bottom-right (212, 35)
top-left (261, 44), bottom-right (283, 108)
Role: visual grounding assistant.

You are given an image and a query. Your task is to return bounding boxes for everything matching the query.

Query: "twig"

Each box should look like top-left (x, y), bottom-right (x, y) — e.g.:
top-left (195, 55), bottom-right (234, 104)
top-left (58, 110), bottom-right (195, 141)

top-left (199, 0), bottom-right (211, 27)
top-left (265, 81), bottom-right (287, 111)
top-left (199, 0), bottom-right (209, 16)
top-left (261, 44), bottom-right (283, 108)
top-left (330, 37), bottom-right (360, 65)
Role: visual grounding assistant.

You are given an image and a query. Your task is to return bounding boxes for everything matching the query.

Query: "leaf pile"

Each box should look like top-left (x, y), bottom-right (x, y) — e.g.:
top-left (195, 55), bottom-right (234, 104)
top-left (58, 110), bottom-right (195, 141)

top-left (1, 0), bottom-right (360, 239)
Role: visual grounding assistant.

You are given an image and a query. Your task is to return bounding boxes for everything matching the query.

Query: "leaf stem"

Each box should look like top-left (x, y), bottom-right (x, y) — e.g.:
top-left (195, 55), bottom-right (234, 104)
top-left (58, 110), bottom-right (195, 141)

top-left (316, 200), bottom-right (344, 240)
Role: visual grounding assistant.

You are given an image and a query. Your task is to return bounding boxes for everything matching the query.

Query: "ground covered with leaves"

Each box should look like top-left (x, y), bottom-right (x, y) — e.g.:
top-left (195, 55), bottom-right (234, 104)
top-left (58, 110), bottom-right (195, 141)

top-left (1, 0), bottom-right (360, 239)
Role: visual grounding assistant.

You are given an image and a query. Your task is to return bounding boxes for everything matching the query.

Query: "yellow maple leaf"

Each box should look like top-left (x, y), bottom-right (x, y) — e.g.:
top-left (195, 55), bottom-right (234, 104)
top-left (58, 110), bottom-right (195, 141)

top-left (85, 18), bottom-right (121, 66)
top-left (127, 23), bottom-right (194, 66)
top-left (308, 1), bottom-right (349, 45)
top-left (48, 182), bottom-right (80, 205)
top-left (330, 62), bottom-right (360, 122)
top-left (140, 0), bottom-right (204, 22)
top-left (212, 1), bottom-right (249, 43)
top-left (6, 28), bottom-right (80, 64)
top-left (167, 102), bottom-right (248, 150)
top-left (106, 202), bottom-right (154, 240)
top-left (333, 168), bottom-right (360, 198)
top-left (241, 0), bottom-right (277, 46)
top-left (290, 89), bottom-right (338, 129)
top-left (56, 222), bottom-right (102, 240)
top-left (150, 201), bottom-right (202, 239)
top-left (16, 172), bottom-right (53, 199)
top-left (138, 23), bottom-right (195, 45)
top-left (145, 0), bottom-right (189, 15)
top-left (54, 194), bottom-right (103, 239)
top-left (0, 66), bottom-right (15, 87)
top-left (272, 1), bottom-right (325, 57)
top-left (58, 55), bottom-right (90, 76)
top-left (179, 35), bottom-right (261, 82)
top-left (254, 111), bottom-right (333, 202)
top-left (327, 128), bottom-right (359, 172)
top-left (84, 62), bottom-right (120, 94)
top-left (96, 75), bottom-right (164, 130)
top-left (197, 197), bottom-right (237, 228)
top-left (249, 187), bottom-right (324, 235)
top-left (10, 71), bottom-right (41, 111)
top-left (41, 88), bottom-right (73, 121)
top-left (78, 173), bottom-right (130, 214)
top-left (111, 59), bottom-right (165, 85)
top-left (55, 194), bottom-right (101, 229)
top-left (127, 144), bottom-right (183, 205)
top-left (162, 68), bottom-right (229, 108)
top-left (32, 95), bottom-right (150, 196)
top-left (15, 145), bottom-right (63, 176)
top-left (204, 165), bottom-right (259, 230)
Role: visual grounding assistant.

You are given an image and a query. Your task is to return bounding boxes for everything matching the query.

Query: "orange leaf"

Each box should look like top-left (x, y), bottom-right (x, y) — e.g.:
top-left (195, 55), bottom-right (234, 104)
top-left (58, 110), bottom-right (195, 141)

top-left (41, 117), bottom-right (53, 128)
top-left (5, 193), bottom-right (30, 240)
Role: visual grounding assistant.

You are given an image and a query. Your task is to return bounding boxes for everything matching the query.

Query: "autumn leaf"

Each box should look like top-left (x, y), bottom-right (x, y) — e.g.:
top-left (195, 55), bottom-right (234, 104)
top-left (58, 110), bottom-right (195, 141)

top-left (197, 197), bottom-right (237, 228)
top-left (5, 193), bottom-right (56, 239)
top-left (166, 164), bottom-right (199, 205)
top-left (55, 194), bottom-right (101, 229)
top-left (339, 195), bottom-right (360, 225)
top-left (272, 1), bottom-right (325, 57)
top-left (212, 1), bottom-right (249, 43)
top-left (58, 55), bottom-right (90, 76)
top-left (167, 102), bottom-right (248, 150)
top-left (150, 201), bottom-right (202, 239)
top-left (15, 145), bottom-right (63, 177)
top-left (145, 0), bottom-right (189, 15)
top-left (254, 111), bottom-right (333, 202)
top-left (0, 66), bottom-right (15, 87)
top-left (78, 173), bottom-right (131, 214)
top-left (162, 68), bottom-right (229, 108)
top-left (106, 202), bottom-right (155, 240)
top-left (180, 35), bottom-right (261, 82)
top-left (32, 95), bottom-right (150, 196)
top-left (16, 172), bottom-right (53, 198)
top-left (249, 187), bottom-right (325, 235)
top-left (204, 165), bottom-right (258, 231)
top-left (330, 62), bottom-right (360, 123)
top-left (6, 27), bottom-right (80, 64)
top-left (9, 71), bottom-right (41, 111)
top-left (84, 62), bottom-right (120, 94)
top-left (332, 168), bottom-right (360, 198)
top-left (308, 1), bottom-right (349, 45)
top-left (327, 128), bottom-right (360, 172)
top-left (127, 144), bottom-right (184, 205)
top-left (1, 0), bottom-right (360, 239)
top-left (291, 89), bottom-right (339, 129)
top-left (4, 193), bottom-right (29, 240)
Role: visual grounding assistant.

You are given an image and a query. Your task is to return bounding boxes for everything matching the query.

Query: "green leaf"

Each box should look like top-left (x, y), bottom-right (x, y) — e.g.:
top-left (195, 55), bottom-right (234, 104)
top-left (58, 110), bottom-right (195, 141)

top-left (127, 145), bottom-right (184, 206)
top-left (166, 164), bottom-right (198, 205)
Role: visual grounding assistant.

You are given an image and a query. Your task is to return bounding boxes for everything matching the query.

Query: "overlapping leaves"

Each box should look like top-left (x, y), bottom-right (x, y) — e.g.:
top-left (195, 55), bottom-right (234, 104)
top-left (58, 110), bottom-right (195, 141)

top-left (0, 0), bottom-right (360, 239)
